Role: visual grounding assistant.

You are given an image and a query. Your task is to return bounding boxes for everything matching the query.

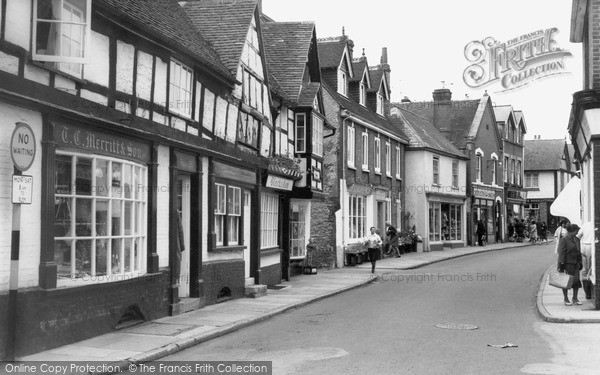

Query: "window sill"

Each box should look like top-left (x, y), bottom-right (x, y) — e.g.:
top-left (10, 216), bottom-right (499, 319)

top-left (386, 173), bottom-right (392, 179)
top-left (362, 167), bottom-right (370, 172)
top-left (260, 247), bottom-right (283, 256)
top-left (214, 245), bottom-right (246, 253)
top-left (348, 165), bottom-right (356, 170)
top-left (396, 175), bottom-right (401, 180)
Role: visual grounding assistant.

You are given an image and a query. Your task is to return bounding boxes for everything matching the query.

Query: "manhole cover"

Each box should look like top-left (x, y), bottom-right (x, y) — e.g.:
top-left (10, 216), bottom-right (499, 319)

top-left (435, 323), bottom-right (478, 330)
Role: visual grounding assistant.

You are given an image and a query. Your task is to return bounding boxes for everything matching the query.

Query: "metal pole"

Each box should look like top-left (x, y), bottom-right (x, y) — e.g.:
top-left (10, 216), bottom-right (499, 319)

top-left (7, 167), bottom-right (21, 361)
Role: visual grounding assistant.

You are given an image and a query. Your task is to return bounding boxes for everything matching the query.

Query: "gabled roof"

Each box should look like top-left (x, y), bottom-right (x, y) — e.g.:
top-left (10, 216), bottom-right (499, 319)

top-left (367, 67), bottom-right (389, 98)
top-left (524, 139), bottom-right (568, 171)
top-left (322, 81), bottom-right (408, 143)
top-left (261, 21), bottom-right (316, 102)
top-left (493, 105), bottom-right (515, 124)
top-left (350, 59), bottom-right (369, 84)
top-left (390, 108), bottom-right (467, 159)
top-left (392, 98), bottom-right (486, 149)
top-left (297, 83), bottom-right (321, 107)
top-left (97, 0), bottom-right (232, 80)
top-left (317, 37), bottom-right (354, 78)
top-left (182, 0), bottom-right (258, 76)
top-left (514, 110), bottom-right (528, 134)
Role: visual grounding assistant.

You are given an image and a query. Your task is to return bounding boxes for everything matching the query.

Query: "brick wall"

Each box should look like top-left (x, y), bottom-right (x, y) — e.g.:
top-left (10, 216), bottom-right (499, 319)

top-left (260, 263), bottom-right (281, 287)
top-left (0, 272), bottom-right (170, 359)
top-left (590, 0), bottom-right (600, 90)
top-left (202, 260), bottom-right (245, 305)
top-left (310, 200), bottom-right (336, 267)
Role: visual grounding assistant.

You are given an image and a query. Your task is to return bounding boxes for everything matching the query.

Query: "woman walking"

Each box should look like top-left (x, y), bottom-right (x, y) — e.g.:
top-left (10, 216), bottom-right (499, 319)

top-left (557, 224), bottom-right (583, 306)
top-left (554, 220), bottom-right (568, 253)
top-left (364, 226), bottom-right (383, 273)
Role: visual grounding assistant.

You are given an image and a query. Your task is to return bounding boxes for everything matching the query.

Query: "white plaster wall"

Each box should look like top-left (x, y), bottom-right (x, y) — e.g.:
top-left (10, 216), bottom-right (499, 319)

top-left (225, 104), bottom-right (238, 143)
top-left (194, 82), bottom-right (202, 121)
top-left (214, 97), bottom-right (227, 139)
top-left (5, 0), bottom-right (31, 50)
top-left (135, 107), bottom-right (150, 120)
top-left (527, 172), bottom-right (554, 199)
top-left (54, 75), bottom-right (76, 93)
top-left (136, 50), bottom-right (153, 101)
top-left (0, 50), bottom-right (19, 75)
top-left (203, 89), bottom-right (215, 131)
top-left (116, 41), bottom-right (135, 95)
top-left (171, 117), bottom-right (186, 132)
top-left (154, 57), bottom-right (168, 107)
top-left (156, 145), bottom-right (170, 268)
top-left (84, 32), bottom-right (110, 87)
top-left (0, 103), bottom-right (43, 291)
top-left (24, 64), bottom-right (50, 86)
top-left (80, 90), bottom-right (108, 106)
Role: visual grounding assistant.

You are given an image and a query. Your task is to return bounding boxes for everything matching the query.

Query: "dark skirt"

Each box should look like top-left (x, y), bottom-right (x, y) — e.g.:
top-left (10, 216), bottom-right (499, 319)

top-left (564, 263), bottom-right (582, 289)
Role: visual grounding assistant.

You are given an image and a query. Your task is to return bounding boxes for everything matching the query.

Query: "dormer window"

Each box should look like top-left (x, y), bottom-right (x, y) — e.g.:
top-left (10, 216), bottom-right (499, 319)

top-left (338, 69), bottom-right (347, 96)
top-left (33, 0), bottom-right (92, 77)
top-left (376, 92), bottom-right (384, 115)
top-left (359, 81), bottom-right (366, 106)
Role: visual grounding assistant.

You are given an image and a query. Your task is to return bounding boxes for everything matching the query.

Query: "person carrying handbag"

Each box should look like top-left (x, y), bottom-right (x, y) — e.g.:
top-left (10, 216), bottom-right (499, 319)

top-left (554, 220), bottom-right (568, 253)
top-left (557, 224), bottom-right (583, 306)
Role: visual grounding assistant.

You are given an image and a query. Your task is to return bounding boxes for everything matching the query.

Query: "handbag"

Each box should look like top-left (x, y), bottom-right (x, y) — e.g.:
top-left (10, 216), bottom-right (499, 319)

top-left (548, 269), bottom-right (574, 289)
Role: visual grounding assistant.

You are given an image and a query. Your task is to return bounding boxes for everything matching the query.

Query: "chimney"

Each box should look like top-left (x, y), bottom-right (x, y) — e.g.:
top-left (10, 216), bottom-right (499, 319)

top-left (379, 47), bottom-right (391, 106)
top-left (380, 47), bottom-right (388, 64)
top-left (432, 88), bottom-right (453, 131)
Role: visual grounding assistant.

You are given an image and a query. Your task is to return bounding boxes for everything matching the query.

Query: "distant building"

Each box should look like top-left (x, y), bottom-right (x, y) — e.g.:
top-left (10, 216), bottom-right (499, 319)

top-left (524, 139), bottom-right (575, 232)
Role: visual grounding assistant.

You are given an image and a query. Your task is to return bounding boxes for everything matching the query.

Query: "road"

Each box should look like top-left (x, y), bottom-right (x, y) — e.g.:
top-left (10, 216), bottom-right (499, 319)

top-left (129, 243), bottom-right (600, 374)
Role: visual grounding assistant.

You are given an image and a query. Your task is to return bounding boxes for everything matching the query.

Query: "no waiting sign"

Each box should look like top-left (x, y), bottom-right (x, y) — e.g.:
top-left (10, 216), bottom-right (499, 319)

top-left (10, 122), bottom-right (36, 172)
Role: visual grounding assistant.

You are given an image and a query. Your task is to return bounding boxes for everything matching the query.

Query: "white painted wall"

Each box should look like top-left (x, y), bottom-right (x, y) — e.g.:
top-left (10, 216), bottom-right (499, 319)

top-left (203, 89), bottom-right (215, 132)
top-left (0, 103), bottom-right (43, 291)
top-left (136, 50), bottom-right (153, 101)
top-left (116, 41), bottom-right (135, 95)
top-left (154, 57), bottom-right (168, 107)
top-left (527, 171), bottom-right (554, 199)
top-left (261, 253), bottom-right (280, 267)
top-left (84, 32), bottom-right (110, 87)
top-left (156, 145), bottom-right (170, 268)
top-left (5, 0), bottom-right (31, 50)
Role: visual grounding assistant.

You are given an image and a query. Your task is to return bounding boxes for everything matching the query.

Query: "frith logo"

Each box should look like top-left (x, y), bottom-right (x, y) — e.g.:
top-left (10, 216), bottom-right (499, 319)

top-left (463, 28), bottom-right (572, 92)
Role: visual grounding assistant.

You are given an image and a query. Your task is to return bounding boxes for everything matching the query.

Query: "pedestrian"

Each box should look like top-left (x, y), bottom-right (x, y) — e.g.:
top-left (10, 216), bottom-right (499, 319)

top-left (363, 226), bottom-right (382, 273)
top-left (557, 223), bottom-right (583, 306)
top-left (476, 219), bottom-right (486, 246)
top-left (554, 220), bottom-right (568, 253)
top-left (385, 221), bottom-right (401, 258)
top-left (538, 221), bottom-right (548, 243)
top-left (578, 222), bottom-right (594, 300)
top-left (529, 220), bottom-right (538, 243)
top-left (515, 219), bottom-right (525, 242)
top-left (303, 237), bottom-right (316, 268)
top-left (508, 221), bottom-right (515, 242)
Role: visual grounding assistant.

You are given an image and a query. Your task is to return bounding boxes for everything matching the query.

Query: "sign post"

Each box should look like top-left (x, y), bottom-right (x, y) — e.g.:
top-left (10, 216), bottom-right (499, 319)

top-left (7, 122), bottom-right (36, 361)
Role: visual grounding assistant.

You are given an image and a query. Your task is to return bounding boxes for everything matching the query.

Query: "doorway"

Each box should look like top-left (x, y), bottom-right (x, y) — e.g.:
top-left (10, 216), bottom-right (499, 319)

top-left (243, 190), bottom-right (252, 284)
top-left (176, 175), bottom-right (191, 298)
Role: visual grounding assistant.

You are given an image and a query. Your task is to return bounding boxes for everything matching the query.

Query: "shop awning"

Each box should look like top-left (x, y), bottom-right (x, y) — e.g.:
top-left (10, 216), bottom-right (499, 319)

top-left (550, 176), bottom-right (582, 225)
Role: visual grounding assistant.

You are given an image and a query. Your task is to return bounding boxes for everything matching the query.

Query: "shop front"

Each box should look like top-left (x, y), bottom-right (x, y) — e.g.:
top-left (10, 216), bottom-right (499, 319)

top-left (506, 188), bottom-right (527, 228)
top-left (472, 185), bottom-right (504, 244)
top-left (427, 193), bottom-right (467, 251)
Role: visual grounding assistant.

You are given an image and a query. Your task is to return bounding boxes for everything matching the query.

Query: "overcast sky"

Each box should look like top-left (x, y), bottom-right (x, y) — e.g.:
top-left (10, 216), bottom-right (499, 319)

top-left (262, 0), bottom-right (582, 141)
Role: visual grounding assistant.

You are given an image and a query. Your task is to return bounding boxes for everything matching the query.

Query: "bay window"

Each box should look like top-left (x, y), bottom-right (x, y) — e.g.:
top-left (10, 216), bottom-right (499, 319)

top-left (54, 152), bottom-right (147, 282)
top-left (312, 114), bottom-right (324, 157)
top-left (296, 113), bottom-right (306, 153)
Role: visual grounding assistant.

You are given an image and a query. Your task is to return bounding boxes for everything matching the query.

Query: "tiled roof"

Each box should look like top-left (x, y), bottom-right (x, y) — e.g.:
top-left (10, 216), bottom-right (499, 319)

top-left (367, 68), bottom-right (384, 93)
top-left (97, 0), bottom-right (232, 79)
top-left (392, 99), bottom-right (482, 148)
top-left (297, 83), bottom-right (320, 107)
top-left (514, 110), bottom-right (528, 133)
top-left (350, 59), bottom-right (368, 83)
top-left (493, 105), bottom-right (513, 123)
top-left (317, 38), bottom-right (347, 69)
top-left (261, 21), bottom-right (315, 102)
top-left (524, 139), bottom-right (567, 171)
top-left (322, 81), bottom-right (409, 143)
top-left (182, 0), bottom-right (258, 76)
top-left (268, 72), bottom-right (290, 102)
top-left (567, 144), bottom-right (576, 167)
top-left (390, 108), bottom-right (467, 159)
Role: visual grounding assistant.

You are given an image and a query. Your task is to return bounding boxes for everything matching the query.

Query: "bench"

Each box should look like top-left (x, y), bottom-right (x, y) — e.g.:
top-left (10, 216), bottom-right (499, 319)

top-left (344, 243), bottom-right (367, 266)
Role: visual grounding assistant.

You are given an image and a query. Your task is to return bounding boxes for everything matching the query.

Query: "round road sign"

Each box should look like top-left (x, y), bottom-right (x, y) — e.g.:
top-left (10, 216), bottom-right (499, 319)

top-left (10, 122), bottom-right (36, 172)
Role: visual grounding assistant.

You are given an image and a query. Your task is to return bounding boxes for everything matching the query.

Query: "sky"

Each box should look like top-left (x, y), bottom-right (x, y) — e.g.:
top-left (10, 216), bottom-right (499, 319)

top-left (262, 0), bottom-right (583, 141)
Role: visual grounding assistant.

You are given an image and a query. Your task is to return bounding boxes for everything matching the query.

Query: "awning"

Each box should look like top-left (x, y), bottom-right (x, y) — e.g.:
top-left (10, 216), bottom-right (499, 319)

top-left (550, 177), bottom-right (582, 225)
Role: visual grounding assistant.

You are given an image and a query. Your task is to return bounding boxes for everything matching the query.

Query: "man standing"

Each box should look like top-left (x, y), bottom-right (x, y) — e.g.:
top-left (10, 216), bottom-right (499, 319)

top-left (476, 219), bottom-right (486, 246)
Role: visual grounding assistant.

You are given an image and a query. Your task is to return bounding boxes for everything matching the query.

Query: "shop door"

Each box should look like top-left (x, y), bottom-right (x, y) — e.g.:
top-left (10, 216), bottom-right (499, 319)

top-left (177, 176), bottom-right (191, 298)
top-left (377, 201), bottom-right (386, 233)
top-left (243, 190), bottom-right (252, 281)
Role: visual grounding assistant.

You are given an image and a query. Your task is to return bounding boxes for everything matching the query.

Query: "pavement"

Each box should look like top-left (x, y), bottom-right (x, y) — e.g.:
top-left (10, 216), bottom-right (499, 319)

top-left (18, 239), bottom-right (600, 368)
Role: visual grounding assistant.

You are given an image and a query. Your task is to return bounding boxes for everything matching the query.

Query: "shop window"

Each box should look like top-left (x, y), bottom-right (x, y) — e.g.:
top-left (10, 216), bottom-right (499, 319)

top-left (290, 202), bottom-right (307, 258)
top-left (169, 60), bottom-right (193, 118)
top-left (441, 203), bottom-right (462, 241)
top-left (260, 193), bottom-right (279, 248)
top-left (429, 202), bottom-right (441, 241)
top-left (33, 0), bottom-right (91, 77)
top-left (54, 152), bottom-right (147, 283)
top-left (214, 183), bottom-right (241, 246)
top-left (349, 195), bottom-right (367, 239)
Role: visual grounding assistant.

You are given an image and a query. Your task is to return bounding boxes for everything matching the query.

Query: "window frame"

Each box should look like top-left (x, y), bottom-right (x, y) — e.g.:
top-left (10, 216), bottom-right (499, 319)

top-left (169, 59), bottom-right (194, 119)
top-left (452, 160), bottom-right (459, 188)
top-left (395, 145), bottom-right (401, 179)
top-left (348, 195), bottom-right (367, 240)
top-left (433, 156), bottom-right (440, 185)
top-left (260, 192), bottom-right (279, 249)
top-left (376, 91), bottom-right (384, 115)
top-left (362, 131), bottom-right (369, 171)
top-left (213, 183), bottom-right (242, 247)
top-left (338, 68), bottom-right (347, 96)
top-left (475, 154), bottom-right (482, 182)
top-left (347, 125), bottom-right (355, 168)
top-left (359, 80), bottom-right (366, 106)
top-left (53, 151), bottom-right (148, 285)
top-left (312, 114), bottom-right (324, 157)
top-left (385, 141), bottom-right (392, 177)
top-left (295, 112), bottom-right (306, 153)
top-left (374, 137), bottom-right (381, 174)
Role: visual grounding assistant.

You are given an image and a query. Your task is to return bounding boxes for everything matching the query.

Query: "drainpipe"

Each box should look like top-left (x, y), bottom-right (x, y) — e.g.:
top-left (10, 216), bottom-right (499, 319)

top-left (340, 109), bottom-right (350, 261)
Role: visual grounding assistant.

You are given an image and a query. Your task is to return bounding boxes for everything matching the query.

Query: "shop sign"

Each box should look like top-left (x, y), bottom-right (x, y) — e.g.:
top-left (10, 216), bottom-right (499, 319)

top-left (266, 175), bottom-right (294, 191)
top-left (473, 186), bottom-right (495, 199)
top-left (55, 124), bottom-right (151, 163)
top-left (11, 122), bottom-right (36, 172)
top-left (12, 175), bottom-right (33, 204)
top-left (507, 190), bottom-right (527, 200)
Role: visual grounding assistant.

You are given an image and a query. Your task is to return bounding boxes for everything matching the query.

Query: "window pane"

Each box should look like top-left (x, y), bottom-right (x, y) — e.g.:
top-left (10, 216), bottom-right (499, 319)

top-left (95, 159), bottom-right (109, 197)
top-left (111, 238), bottom-right (122, 274)
top-left (76, 157), bottom-right (92, 195)
top-left (96, 199), bottom-right (108, 236)
top-left (111, 200), bottom-right (122, 235)
top-left (111, 162), bottom-right (123, 197)
top-left (54, 197), bottom-right (72, 237)
top-left (124, 201), bottom-right (132, 235)
top-left (76, 239), bottom-right (92, 276)
top-left (123, 164), bottom-right (132, 199)
top-left (55, 239), bottom-right (73, 278)
top-left (96, 239), bottom-right (108, 276)
top-left (124, 238), bottom-right (132, 272)
top-left (75, 198), bottom-right (92, 236)
top-left (56, 154), bottom-right (72, 194)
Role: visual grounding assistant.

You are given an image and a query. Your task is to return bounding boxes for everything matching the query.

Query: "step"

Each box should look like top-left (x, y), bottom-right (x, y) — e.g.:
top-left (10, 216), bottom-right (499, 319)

top-left (245, 284), bottom-right (268, 298)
